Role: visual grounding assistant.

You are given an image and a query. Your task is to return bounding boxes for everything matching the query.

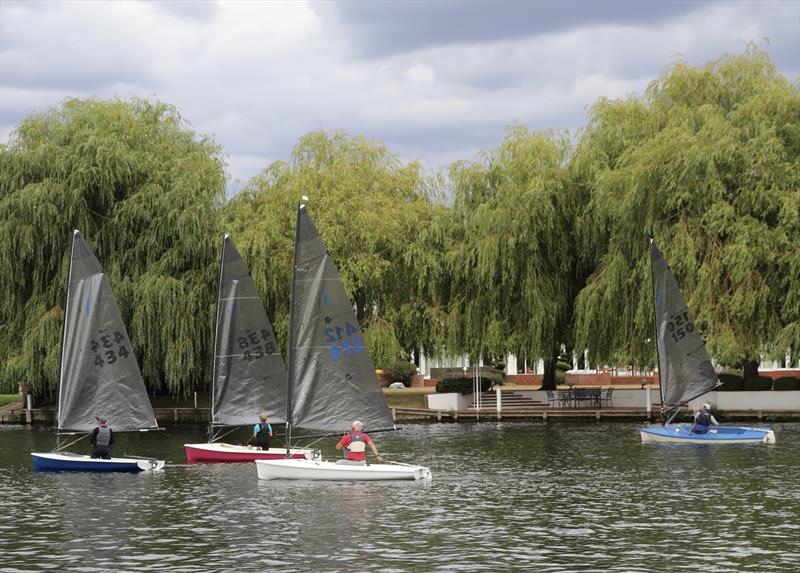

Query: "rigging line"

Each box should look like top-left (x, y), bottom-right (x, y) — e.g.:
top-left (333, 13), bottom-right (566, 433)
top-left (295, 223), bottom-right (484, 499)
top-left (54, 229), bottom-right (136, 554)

top-left (55, 433), bottom-right (89, 452)
top-left (210, 425), bottom-right (240, 442)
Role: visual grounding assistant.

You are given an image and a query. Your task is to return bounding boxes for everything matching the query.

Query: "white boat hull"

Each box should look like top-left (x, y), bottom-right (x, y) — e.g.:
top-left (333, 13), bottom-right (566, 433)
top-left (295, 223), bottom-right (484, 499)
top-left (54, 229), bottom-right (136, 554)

top-left (255, 458), bottom-right (432, 481)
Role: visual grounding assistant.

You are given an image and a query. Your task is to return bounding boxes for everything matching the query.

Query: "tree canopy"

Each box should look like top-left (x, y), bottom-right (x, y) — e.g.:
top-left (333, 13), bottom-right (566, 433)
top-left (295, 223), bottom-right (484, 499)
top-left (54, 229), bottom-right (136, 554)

top-left (221, 131), bottom-right (445, 369)
top-left (1, 46), bottom-right (797, 400)
top-left (573, 46), bottom-right (800, 371)
top-left (0, 98), bottom-right (225, 397)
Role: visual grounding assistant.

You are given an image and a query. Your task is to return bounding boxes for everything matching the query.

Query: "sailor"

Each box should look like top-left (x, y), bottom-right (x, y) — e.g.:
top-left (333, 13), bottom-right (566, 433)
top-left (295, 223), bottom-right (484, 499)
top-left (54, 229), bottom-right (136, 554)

top-left (248, 412), bottom-right (273, 450)
top-left (690, 403), bottom-right (719, 434)
top-left (90, 417), bottom-right (114, 459)
top-left (335, 420), bottom-right (383, 464)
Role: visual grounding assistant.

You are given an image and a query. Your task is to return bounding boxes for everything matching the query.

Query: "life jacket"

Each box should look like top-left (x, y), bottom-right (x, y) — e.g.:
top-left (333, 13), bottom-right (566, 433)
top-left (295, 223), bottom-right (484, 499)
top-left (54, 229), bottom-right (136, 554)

top-left (256, 423), bottom-right (272, 438)
top-left (696, 410), bottom-right (712, 427)
top-left (96, 426), bottom-right (111, 447)
top-left (346, 432), bottom-right (367, 453)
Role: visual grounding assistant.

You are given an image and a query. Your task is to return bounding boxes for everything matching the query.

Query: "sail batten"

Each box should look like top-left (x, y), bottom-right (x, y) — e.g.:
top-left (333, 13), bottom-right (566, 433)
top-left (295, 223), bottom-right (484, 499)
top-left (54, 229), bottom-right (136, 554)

top-left (289, 206), bottom-right (394, 432)
top-left (57, 231), bottom-right (158, 432)
top-left (650, 241), bottom-right (720, 414)
top-left (211, 236), bottom-right (288, 426)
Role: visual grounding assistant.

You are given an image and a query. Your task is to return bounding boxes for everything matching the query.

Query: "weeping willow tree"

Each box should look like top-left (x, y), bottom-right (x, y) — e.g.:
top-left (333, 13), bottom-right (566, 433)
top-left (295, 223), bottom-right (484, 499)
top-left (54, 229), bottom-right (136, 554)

top-left (222, 130), bottom-right (443, 368)
top-left (0, 97), bottom-right (226, 398)
top-left (573, 46), bottom-right (800, 376)
top-left (446, 126), bottom-right (578, 388)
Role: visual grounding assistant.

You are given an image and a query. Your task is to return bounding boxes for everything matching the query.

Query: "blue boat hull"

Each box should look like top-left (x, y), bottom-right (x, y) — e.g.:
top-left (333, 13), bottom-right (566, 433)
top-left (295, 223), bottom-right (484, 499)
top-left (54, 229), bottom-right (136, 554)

top-left (640, 424), bottom-right (775, 444)
top-left (31, 452), bottom-right (164, 472)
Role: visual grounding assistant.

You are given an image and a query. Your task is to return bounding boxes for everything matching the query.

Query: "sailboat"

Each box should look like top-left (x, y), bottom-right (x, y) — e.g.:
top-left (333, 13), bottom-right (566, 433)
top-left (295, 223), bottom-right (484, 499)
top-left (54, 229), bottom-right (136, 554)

top-left (184, 235), bottom-right (315, 463)
top-left (639, 240), bottom-right (775, 444)
top-left (255, 203), bottom-right (431, 480)
top-left (31, 230), bottom-right (166, 472)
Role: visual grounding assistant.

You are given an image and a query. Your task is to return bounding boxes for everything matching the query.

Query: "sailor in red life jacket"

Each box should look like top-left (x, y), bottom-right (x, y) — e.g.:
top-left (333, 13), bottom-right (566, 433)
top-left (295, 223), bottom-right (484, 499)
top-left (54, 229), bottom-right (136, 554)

top-left (335, 420), bottom-right (384, 464)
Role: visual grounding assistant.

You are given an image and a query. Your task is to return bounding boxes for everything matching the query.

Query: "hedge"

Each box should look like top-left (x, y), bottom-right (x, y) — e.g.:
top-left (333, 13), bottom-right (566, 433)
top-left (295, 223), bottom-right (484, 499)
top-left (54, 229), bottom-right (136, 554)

top-left (743, 376), bottom-right (773, 391)
top-left (556, 360), bottom-right (572, 372)
top-left (383, 361), bottom-right (417, 387)
top-left (773, 376), bottom-right (800, 391)
top-left (717, 371), bottom-right (744, 391)
top-left (435, 376), bottom-right (497, 395)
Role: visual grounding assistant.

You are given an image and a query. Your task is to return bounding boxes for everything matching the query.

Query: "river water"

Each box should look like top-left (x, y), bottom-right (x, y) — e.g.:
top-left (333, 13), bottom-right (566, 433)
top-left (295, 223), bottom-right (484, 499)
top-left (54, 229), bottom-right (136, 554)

top-left (0, 421), bottom-right (798, 573)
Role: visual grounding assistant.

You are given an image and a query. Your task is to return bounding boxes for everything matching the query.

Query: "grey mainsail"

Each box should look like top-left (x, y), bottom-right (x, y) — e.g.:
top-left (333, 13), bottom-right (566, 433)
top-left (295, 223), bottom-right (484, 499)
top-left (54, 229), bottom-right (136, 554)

top-left (288, 205), bottom-right (394, 432)
top-left (211, 235), bottom-right (288, 426)
top-left (57, 230), bottom-right (159, 432)
top-left (650, 241), bottom-right (720, 414)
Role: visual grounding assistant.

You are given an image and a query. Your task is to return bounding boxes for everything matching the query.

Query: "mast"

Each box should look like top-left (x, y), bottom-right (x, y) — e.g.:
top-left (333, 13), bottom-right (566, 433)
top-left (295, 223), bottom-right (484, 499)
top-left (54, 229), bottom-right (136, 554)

top-left (55, 230), bottom-right (79, 440)
top-left (284, 200), bottom-right (305, 452)
top-left (208, 234), bottom-right (227, 440)
top-left (648, 235), bottom-right (666, 425)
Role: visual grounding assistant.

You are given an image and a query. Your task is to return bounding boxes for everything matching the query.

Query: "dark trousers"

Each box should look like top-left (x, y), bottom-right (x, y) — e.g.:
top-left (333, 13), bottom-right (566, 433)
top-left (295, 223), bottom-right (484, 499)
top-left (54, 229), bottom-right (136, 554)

top-left (91, 446), bottom-right (111, 459)
top-left (248, 437), bottom-right (270, 450)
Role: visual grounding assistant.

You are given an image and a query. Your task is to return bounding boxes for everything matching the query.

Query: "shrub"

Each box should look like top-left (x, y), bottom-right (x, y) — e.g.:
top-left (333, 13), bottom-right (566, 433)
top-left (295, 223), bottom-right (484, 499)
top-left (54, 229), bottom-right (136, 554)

top-left (383, 361), bottom-right (417, 387)
top-left (773, 376), bottom-right (800, 391)
top-left (556, 360), bottom-right (572, 372)
top-left (717, 371), bottom-right (743, 391)
top-left (435, 377), bottom-right (494, 395)
top-left (743, 376), bottom-right (773, 391)
top-left (555, 370), bottom-right (565, 384)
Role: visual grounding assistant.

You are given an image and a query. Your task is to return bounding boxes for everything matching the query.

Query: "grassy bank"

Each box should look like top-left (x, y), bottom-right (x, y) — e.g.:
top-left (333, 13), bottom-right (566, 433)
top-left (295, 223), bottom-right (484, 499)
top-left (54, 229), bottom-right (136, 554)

top-left (383, 388), bottom-right (434, 410)
top-left (0, 394), bottom-right (21, 407)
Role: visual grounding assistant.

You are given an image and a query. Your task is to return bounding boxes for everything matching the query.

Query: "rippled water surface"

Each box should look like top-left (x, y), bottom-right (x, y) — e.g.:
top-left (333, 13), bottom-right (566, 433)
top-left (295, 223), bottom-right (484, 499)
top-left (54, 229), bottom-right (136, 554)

top-left (1, 422), bottom-right (798, 572)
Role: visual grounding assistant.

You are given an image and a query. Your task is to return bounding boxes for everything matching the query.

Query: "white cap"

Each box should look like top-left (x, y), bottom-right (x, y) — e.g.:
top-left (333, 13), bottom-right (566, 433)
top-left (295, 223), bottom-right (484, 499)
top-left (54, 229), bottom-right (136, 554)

top-left (702, 403), bottom-right (711, 410)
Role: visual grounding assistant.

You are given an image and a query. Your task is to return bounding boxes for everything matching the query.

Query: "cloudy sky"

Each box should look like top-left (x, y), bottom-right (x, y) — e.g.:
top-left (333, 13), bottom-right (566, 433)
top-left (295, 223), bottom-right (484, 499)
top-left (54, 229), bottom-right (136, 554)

top-left (1, 0), bottom-right (798, 190)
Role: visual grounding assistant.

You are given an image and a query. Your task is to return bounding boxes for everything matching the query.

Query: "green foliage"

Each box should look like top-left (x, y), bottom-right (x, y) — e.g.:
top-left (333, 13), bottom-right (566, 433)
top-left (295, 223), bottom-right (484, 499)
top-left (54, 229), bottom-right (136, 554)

top-left (383, 361), bottom-right (418, 387)
top-left (222, 130), bottom-right (442, 362)
top-left (0, 97), bottom-right (225, 397)
top-left (573, 46), bottom-right (800, 370)
top-left (743, 376), bottom-right (773, 391)
top-left (717, 371), bottom-right (744, 391)
top-left (445, 126), bottom-right (579, 368)
top-left (0, 394), bottom-right (20, 407)
top-left (556, 360), bottom-right (572, 371)
top-left (773, 376), bottom-right (800, 390)
top-left (435, 376), bottom-right (493, 395)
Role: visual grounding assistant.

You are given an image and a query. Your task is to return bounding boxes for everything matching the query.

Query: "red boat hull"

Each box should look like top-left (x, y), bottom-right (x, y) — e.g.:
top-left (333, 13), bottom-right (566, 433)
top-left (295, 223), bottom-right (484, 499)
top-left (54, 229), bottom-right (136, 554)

top-left (184, 443), bottom-right (313, 464)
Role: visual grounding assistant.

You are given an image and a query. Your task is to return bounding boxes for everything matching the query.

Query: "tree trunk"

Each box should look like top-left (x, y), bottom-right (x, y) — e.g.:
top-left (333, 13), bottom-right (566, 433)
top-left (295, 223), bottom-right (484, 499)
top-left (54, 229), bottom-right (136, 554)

top-left (541, 351), bottom-right (559, 390)
top-left (742, 359), bottom-right (759, 380)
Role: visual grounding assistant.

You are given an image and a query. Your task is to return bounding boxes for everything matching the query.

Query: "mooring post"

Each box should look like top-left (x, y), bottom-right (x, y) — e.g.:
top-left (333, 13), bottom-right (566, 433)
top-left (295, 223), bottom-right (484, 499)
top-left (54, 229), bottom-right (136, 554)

top-left (25, 393), bottom-right (32, 425)
top-left (173, 408), bottom-right (178, 423)
top-left (436, 410), bottom-right (442, 422)
top-left (391, 407), bottom-right (397, 422)
top-left (496, 388), bottom-right (502, 420)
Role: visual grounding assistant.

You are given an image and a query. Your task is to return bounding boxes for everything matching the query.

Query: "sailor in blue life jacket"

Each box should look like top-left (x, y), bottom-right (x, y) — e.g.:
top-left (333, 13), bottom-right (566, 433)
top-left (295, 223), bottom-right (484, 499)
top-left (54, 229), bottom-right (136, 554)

top-left (247, 412), bottom-right (273, 450)
top-left (90, 417), bottom-right (114, 459)
top-left (690, 403), bottom-right (719, 434)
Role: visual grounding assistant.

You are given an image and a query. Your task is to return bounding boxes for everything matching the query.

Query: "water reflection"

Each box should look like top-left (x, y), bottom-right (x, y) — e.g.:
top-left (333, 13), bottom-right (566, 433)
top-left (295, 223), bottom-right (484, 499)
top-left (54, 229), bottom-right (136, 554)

top-left (0, 422), bottom-right (798, 572)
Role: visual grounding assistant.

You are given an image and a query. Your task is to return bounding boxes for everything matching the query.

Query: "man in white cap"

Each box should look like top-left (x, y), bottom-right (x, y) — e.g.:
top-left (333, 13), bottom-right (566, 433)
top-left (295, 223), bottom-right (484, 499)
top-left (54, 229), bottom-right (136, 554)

top-left (335, 420), bottom-right (383, 464)
top-left (690, 403), bottom-right (719, 434)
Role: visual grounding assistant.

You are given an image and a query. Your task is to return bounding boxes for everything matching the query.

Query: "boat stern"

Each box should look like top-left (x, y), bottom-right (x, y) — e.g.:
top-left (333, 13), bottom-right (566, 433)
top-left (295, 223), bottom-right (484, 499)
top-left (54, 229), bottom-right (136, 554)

top-left (135, 458), bottom-right (166, 472)
top-left (764, 429), bottom-right (776, 444)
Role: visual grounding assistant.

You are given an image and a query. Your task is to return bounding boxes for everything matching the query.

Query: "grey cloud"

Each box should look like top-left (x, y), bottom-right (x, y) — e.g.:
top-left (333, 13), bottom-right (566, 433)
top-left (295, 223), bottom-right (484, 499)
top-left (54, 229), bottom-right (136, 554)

top-left (326, 0), bottom-right (716, 58)
top-left (151, 0), bottom-right (220, 22)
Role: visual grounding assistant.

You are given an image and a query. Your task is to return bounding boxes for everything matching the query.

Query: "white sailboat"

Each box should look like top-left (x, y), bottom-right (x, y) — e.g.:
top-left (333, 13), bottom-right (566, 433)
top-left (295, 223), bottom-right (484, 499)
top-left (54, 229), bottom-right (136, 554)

top-left (255, 202), bottom-right (431, 481)
top-left (32, 230), bottom-right (165, 472)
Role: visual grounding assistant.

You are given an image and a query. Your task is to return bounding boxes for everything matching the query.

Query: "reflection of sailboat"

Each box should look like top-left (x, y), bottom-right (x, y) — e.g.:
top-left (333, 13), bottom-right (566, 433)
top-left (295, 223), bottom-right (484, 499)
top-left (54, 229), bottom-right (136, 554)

top-left (31, 231), bottom-right (165, 471)
top-left (184, 235), bottom-right (314, 462)
top-left (256, 203), bottom-right (431, 481)
top-left (640, 240), bottom-right (775, 444)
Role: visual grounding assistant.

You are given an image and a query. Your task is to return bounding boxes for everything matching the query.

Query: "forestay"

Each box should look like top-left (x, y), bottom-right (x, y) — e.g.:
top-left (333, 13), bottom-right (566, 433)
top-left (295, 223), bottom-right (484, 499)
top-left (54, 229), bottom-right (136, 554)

top-left (57, 231), bottom-right (159, 432)
top-left (211, 235), bottom-right (287, 426)
top-left (650, 241), bottom-right (720, 414)
top-left (288, 206), bottom-right (394, 432)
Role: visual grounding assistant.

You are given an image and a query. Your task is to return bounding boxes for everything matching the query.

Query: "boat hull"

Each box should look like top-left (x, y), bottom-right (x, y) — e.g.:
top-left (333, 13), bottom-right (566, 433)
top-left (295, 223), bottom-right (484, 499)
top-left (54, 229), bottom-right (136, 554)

top-left (255, 458), bottom-right (432, 481)
top-left (31, 452), bottom-right (165, 472)
top-left (184, 442), bottom-right (316, 463)
top-left (640, 424), bottom-right (776, 444)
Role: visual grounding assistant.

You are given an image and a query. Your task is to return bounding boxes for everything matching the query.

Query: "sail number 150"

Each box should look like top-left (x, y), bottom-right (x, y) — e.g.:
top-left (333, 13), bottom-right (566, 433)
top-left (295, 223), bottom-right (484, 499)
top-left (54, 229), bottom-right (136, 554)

top-left (667, 310), bottom-right (695, 343)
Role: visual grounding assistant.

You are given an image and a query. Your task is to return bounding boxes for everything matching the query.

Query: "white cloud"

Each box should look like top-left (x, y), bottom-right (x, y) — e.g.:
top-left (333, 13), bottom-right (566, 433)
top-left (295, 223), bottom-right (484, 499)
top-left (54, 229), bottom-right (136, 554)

top-left (1, 0), bottom-right (797, 185)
